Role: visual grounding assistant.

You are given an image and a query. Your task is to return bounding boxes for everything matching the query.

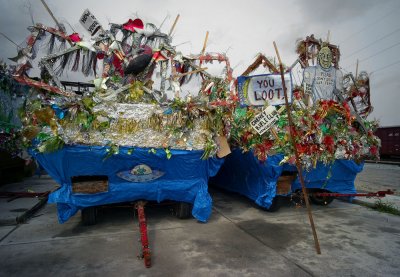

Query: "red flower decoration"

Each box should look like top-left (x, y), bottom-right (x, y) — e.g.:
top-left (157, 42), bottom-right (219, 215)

top-left (370, 145), bottom-right (378, 156)
top-left (112, 55), bottom-right (124, 77)
top-left (152, 51), bottom-right (167, 62)
top-left (293, 90), bottom-right (302, 100)
top-left (68, 33), bottom-right (81, 42)
top-left (96, 52), bottom-right (105, 60)
top-left (322, 135), bottom-right (335, 153)
top-left (122, 18), bottom-right (144, 32)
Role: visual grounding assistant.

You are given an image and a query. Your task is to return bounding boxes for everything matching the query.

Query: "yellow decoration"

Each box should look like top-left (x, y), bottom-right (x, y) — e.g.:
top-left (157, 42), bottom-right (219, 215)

top-left (129, 82), bottom-right (145, 102)
top-left (49, 118), bottom-right (58, 135)
top-left (34, 107), bottom-right (55, 125)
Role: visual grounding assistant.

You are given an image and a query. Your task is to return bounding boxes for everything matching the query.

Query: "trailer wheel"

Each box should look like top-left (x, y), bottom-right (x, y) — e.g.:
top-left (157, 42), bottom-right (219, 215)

top-left (82, 207), bottom-right (97, 225)
top-left (175, 202), bottom-right (192, 219)
top-left (309, 191), bottom-right (335, 206)
top-left (265, 196), bottom-right (282, 212)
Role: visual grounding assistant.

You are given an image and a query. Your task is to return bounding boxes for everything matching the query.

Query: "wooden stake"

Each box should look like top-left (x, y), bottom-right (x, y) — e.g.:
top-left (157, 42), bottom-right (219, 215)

top-left (176, 67), bottom-right (208, 78)
top-left (201, 31), bottom-right (209, 56)
top-left (327, 30), bottom-right (330, 43)
top-left (199, 31), bottom-right (209, 68)
top-left (40, 0), bottom-right (73, 46)
top-left (273, 41), bottom-right (321, 255)
top-left (40, 0), bottom-right (61, 28)
top-left (0, 32), bottom-right (19, 47)
top-left (168, 14), bottom-right (180, 36)
top-left (270, 128), bottom-right (281, 144)
top-left (355, 59), bottom-right (359, 78)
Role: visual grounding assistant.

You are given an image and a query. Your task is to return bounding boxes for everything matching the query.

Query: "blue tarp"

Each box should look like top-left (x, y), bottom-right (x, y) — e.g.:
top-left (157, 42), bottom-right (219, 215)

top-left (31, 145), bottom-right (224, 223)
top-left (290, 159), bottom-right (364, 194)
top-left (211, 149), bottom-right (364, 209)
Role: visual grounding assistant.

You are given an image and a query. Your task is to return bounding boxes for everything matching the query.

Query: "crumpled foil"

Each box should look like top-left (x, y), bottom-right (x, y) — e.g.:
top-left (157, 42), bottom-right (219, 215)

top-left (62, 102), bottom-right (210, 150)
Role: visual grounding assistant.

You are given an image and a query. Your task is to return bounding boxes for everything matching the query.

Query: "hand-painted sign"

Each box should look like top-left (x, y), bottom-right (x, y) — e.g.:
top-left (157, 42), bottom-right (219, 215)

top-left (237, 73), bottom-right (292, 107)
top-left (250, 106), bottom-right (279, 135)
top-left (303, 46), bottom-right (343, 102)
top-left (79, 9), bottom-right (102, 36)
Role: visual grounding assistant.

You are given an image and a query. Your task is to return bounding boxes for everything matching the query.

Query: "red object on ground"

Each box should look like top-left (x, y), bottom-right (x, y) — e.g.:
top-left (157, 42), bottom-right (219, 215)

top-left (313, 190), bottom-right (395, 198)
top-left (136, 201), bottom-right (151, 268)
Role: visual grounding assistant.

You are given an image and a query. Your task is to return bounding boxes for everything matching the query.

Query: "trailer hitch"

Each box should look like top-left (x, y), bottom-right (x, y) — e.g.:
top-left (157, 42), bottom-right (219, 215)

top-left (312, 189), bottom-right (395, 198)
top-left (135, 201), bottom-right (151, 268)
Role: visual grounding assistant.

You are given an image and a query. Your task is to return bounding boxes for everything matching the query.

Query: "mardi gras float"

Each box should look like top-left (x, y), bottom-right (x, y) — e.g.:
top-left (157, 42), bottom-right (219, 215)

top-left (3, 5), bottom-right (382, 222)
top-left (211, 35), bottom-right (381, 211)
top-left (6, 9), bottom-right (237, 225)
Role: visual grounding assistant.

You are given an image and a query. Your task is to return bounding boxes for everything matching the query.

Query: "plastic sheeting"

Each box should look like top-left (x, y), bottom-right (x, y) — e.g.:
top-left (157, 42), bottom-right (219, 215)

top-left (210, 149), bottom-right (284, 208)
top-left (290, 159), bottom-right (364, 194)
top-left (31, 145), bottom-right (224, 223)
top-left (211, 149), bottom-right (364, 209)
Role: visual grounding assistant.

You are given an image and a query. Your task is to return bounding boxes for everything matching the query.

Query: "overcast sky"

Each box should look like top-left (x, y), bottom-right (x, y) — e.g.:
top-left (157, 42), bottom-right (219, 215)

top-left (0, 0), bottom-right (399, 126)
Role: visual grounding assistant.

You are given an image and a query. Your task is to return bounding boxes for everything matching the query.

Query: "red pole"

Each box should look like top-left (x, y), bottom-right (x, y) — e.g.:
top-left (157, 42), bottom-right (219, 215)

top-left (136, 201), bottom-right (151, 268)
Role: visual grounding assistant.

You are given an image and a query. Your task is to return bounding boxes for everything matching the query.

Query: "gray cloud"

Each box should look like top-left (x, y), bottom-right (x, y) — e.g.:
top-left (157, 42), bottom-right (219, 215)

top-left (296, 0), bottom-right (380, 24)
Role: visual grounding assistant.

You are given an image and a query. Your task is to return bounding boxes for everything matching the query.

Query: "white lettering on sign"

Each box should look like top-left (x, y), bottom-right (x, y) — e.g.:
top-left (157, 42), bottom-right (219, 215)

top-left (79, 9), bottom-right (102, 36)
top-left (247, 73), bottom-right (292, 106)
top-left (250, 106), bottom-right (279, 135)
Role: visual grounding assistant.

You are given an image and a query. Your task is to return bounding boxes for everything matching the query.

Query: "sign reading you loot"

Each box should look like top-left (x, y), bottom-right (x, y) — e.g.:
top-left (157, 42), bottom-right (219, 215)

top-left (237, 73), bottom-right (292, 106)
top-left (250, 106), bottom-right (279, 135)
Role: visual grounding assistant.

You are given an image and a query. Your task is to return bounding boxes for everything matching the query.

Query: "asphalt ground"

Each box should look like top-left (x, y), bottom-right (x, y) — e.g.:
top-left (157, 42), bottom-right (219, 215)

top-left (0, 164), bottom-right (399, 276)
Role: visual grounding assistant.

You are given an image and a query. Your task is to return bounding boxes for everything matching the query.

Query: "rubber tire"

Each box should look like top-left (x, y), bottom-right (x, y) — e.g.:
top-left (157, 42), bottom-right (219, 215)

top-left (175, 202), bottom-right (192, 219)
top-left (265, 196), bottom-right (282, 212)
top-left (82, 207), bottom-right (97, 225)
top-left (309, 192), bottom-right (335, 206)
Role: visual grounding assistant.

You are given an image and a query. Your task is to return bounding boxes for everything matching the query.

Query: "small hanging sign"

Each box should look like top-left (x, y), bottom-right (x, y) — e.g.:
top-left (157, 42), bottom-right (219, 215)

top-left (250, 106), bottom-right (279, 135)
top-left (79, 9), bottom-right (102, 36)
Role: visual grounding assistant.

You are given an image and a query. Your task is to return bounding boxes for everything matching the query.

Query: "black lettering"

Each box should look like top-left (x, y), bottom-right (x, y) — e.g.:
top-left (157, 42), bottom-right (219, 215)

top-left (254, 91), bottom-right (262, 101)
top-left (262, 90), bottom-right (267, 100)
top-left (269, 79), bottom-right (274, 87)
top-left (268, 89), bottom-right (274, 100)
top-left (275, 88), bottom-right (282, 99)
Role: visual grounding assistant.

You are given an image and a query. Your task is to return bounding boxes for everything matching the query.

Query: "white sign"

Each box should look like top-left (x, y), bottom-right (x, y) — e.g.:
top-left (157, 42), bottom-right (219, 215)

top-left (79, 9), bottom-right (102, 36)
top-left (250, 106), bottom-right (279, 135)
top-left (303, 66), bottom-right (343, 101)
top-left (242, 73), bottom-right (292, 106)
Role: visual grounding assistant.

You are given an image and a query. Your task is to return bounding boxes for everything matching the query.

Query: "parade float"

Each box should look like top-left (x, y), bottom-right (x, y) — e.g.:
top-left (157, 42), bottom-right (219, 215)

top-left (5, 8), bottom-right (237, 229)
top-left (211, 35), bottom-right (382, 211)
top-left (0, 3), bottom-right (392, 263)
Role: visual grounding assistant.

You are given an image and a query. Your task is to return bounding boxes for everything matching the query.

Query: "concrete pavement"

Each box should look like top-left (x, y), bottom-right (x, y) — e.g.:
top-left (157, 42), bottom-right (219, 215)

top-left (354, 163), bottom-right (400, 209)
top-left (1, 163), bottom-right (400, 276)
top-left (0, 183), bottom-right (400, 276)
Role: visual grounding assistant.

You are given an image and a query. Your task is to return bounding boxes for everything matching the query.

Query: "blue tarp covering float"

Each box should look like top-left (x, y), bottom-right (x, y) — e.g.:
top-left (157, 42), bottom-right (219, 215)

top-left (32, 145), bottom-right (223, 223)
top-left (211, 149), bottom-right (364, 209)
top-left (289, 159), bottom-right (364, 195)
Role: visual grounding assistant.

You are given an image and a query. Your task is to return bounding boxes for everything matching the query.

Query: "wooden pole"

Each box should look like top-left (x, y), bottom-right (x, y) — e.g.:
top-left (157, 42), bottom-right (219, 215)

top-left (40, 0), bottom-right (73, 46)
top-left (168, 14), bottom-right (180, 36)
top-left (0, 32), bottom-right (19, 47)
top-left (201, 31), bottom-right (209, 56)
top-left (273, 41), bottom-right (321, 254)
top-left (40, 0), bottom-right (61, 28)
top-left (176, 67), bottom-right (208, 77)
top-left (327, 30), bottom-right (330, 43)
top-left (355, 59), bottom-right (359, 78)
top-left (199, 31), bottom-right (209, 68)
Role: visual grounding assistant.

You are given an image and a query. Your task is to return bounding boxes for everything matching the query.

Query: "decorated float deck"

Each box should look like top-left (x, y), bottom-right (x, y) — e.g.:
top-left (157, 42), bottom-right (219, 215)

top-left (3, 8), bottom-right (236, 227)
top-left (211, 36), bottom-right (380, 211)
